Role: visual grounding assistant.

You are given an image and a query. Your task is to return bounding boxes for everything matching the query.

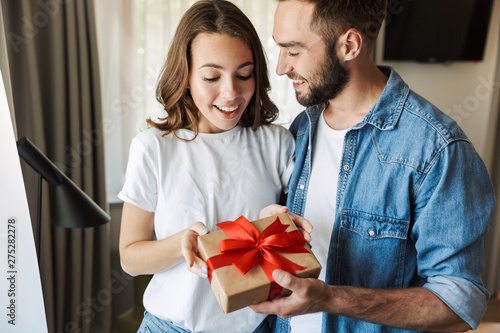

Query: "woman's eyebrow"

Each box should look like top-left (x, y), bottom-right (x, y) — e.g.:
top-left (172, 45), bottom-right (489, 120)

top-left (199, 61), bottom-right (254, 70)
top-left (238, 61), bottom-right (254, 69)
top-left (199, 63), bottom-right (223, 69)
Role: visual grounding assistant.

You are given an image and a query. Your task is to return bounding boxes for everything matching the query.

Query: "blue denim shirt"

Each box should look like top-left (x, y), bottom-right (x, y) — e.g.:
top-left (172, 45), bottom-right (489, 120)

top-left (275, 67), bottom-right (495, 333)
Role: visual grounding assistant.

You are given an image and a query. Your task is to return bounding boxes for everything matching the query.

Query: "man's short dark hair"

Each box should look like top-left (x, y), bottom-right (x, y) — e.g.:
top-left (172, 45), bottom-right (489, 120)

top-left (279, 0), bottom-right (388, 50)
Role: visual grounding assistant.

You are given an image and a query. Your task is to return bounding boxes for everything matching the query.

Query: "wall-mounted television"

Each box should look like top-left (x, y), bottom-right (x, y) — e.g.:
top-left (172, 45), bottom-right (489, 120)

top-left (383, 0), bottom-right (494, 63)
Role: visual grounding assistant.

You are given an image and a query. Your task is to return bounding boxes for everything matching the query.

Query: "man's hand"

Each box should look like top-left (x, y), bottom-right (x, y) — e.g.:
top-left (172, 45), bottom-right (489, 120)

top-left (260, 204), bottom-right (313, 242)
top-left (252, 269), bottom-right (471, 332)
top-left (250, 269), bottom-right (332, 318)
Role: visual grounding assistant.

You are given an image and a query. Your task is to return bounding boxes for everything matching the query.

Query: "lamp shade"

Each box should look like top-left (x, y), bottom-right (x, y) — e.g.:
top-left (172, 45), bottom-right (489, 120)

top-left (17, 137), bottom-right (111, 228)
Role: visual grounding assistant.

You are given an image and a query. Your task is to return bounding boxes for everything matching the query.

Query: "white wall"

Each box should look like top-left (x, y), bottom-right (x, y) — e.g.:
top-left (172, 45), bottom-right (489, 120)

top-left (376, 0), bottom-right (500, 171)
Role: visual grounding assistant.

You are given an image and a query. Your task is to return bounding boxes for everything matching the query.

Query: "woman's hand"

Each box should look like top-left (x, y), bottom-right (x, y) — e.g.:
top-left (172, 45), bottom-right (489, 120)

top-left (259, 204), bottom-right (312, 242)
top-left (181, 222), bottom-right (210, 279)
top-left (259, 203), bottom-right (289, 219)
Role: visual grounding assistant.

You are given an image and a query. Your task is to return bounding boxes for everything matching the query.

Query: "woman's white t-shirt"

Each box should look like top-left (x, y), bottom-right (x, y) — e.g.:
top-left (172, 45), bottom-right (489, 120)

top-left (118, 125), bottom-right (294, 333)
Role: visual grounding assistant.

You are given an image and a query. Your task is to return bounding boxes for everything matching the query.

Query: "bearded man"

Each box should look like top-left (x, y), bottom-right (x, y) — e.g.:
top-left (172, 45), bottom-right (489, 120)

top-left (251, 1), bottom-right (495, 332)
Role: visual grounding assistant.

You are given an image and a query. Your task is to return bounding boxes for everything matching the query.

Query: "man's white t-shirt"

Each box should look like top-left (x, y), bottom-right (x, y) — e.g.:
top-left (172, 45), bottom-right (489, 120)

top-left (290, 111), bottom-right (348, 333)
top-left (118, 125), bottom-right (294, 333)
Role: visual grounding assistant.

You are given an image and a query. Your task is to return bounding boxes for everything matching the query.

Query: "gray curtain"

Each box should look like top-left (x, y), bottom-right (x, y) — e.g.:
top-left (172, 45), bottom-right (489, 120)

top-left (1, 0), bottom-right (111, 332)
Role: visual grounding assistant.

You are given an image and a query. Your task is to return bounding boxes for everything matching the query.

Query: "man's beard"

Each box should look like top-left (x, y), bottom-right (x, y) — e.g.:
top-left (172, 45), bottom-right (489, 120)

top-left (292, 47), bottom-right (350, 107)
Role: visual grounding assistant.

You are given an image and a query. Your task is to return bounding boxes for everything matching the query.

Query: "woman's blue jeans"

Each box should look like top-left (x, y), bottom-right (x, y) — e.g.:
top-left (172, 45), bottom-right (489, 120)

top-left (138, 311), bottom-right (271, 333)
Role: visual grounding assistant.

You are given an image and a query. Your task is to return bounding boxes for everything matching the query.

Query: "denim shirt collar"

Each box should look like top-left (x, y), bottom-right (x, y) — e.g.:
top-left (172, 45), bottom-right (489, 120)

top-left (305, 66), bottom-right (410, 131)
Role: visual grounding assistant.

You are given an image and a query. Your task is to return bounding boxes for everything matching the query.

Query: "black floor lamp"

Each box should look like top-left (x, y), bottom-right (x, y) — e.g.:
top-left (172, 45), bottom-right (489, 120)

top-left (16, 137), bottom-right (111, 264)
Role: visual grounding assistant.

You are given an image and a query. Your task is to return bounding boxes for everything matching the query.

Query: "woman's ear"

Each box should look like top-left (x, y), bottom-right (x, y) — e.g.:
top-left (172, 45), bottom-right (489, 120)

top-left (338, 28), bottom-right (363, 61)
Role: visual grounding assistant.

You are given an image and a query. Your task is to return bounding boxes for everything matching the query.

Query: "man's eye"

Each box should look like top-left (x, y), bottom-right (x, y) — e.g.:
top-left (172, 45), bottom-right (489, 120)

top-left (288, 51), bottom-right (299, 57)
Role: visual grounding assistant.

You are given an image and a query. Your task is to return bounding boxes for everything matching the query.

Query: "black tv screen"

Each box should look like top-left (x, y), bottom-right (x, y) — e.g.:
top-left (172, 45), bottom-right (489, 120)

top-left (383, 0), bottom-right (494, 62)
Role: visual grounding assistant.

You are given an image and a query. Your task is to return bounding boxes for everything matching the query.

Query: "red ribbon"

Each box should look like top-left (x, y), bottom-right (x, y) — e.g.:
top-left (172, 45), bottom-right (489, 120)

top-left (206, 216), bottom-right (310, 300)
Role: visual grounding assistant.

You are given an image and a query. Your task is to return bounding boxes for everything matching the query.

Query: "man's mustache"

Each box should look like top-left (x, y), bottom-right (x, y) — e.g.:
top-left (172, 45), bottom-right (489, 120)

top-left (287, 73), bottom-right (307, 82)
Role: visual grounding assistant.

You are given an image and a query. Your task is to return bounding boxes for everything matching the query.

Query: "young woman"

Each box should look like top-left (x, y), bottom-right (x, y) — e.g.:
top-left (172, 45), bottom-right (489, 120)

top-left (118, 1), bottom-right (294, 332)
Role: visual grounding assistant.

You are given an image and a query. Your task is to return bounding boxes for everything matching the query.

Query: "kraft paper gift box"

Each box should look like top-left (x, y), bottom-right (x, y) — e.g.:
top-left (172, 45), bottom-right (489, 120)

top-left (198, 213), bottom-right (321, 314)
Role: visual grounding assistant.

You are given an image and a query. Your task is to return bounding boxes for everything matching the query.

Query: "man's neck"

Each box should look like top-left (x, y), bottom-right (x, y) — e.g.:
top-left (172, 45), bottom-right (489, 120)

top-left (323, 61), bottom-right (388, 131)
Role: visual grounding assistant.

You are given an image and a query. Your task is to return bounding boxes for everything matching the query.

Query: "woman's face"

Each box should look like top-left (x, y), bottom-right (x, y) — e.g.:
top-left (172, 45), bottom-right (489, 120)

top-left (188, 33), bottom-right (255, 133)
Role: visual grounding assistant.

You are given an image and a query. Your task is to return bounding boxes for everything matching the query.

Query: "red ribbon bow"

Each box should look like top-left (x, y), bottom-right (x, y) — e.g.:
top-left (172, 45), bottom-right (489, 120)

top-left (206, 216), bottom-right (310, 299)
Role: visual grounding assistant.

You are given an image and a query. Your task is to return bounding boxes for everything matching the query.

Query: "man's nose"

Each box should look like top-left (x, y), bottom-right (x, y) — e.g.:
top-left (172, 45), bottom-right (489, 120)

top-left (276, 50), bottom-right (293, 76)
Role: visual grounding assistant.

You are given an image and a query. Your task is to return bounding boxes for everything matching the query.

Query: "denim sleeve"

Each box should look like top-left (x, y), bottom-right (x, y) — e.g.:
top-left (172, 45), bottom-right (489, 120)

top-left (412, 139), bottom-right (495, 329)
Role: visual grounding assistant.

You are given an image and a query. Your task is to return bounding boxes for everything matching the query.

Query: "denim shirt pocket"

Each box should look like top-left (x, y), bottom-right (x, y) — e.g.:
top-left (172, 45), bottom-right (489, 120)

top-left (336, 210), bottom-right (410, 289)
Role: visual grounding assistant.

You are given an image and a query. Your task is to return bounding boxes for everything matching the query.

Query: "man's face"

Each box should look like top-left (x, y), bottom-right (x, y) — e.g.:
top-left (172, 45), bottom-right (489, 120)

top-left (273, 0), bottom-right (350, 106)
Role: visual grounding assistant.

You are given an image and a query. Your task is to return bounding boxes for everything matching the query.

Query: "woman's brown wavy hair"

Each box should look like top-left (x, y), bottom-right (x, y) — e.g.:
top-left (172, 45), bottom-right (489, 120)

top-left (148, 0), bottom-right (278, 138)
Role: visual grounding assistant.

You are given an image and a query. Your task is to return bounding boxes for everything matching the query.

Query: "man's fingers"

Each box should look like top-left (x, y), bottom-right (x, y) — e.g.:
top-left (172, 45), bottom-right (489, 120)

top-left (250, 297), bottom-right (283, 315)
top-left (252, 271), bottom-right (330, 318)
top-left (273, 269), bottom-right (299, 291)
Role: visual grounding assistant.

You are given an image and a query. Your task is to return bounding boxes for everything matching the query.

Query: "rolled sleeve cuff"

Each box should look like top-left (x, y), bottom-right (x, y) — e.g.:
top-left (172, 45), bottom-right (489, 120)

top-left (424, 275), bottom-right (490, 329)
top-left (117, 192), bottom-right (156, 213)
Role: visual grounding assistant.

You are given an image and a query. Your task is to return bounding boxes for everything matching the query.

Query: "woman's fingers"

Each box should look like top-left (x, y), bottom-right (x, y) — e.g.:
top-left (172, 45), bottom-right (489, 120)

top-left (287, 212), bottom-right (313, 243)
top-left (181, 229), bottom-right (197, 267)
top-left (259, 206), bottom-right (313, 242)
top-left (187, 256), bottom-right (209, 279)
top-left (260, 204), bottom-right (288, 218)
top-left (181, 222), bottom-right (209, 278)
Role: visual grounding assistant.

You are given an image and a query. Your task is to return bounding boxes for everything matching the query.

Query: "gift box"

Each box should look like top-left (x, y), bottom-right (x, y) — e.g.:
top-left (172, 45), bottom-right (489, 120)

top-left (198, 213), bottom-right (321, 313)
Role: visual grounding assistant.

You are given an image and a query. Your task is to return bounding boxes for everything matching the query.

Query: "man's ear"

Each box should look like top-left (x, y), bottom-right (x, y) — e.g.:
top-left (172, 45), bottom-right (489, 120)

top-left (338, 28), bottom-right (363, 61)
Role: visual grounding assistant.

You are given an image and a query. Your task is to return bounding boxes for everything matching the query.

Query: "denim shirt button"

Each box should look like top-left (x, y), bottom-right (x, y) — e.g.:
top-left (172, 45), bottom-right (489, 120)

top-left (369, 230), bottom-right (375, 236)
top-left (344, 165), bottom-right (350, 171)
top-left (300, 184), bottom-right (305, 190)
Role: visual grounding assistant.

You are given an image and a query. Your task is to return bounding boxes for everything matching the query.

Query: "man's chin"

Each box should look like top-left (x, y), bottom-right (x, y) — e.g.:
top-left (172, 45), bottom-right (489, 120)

top-left (295, 91), bottom-right (312, 107)
top-left (295, 92), bottom-right (319, 107)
